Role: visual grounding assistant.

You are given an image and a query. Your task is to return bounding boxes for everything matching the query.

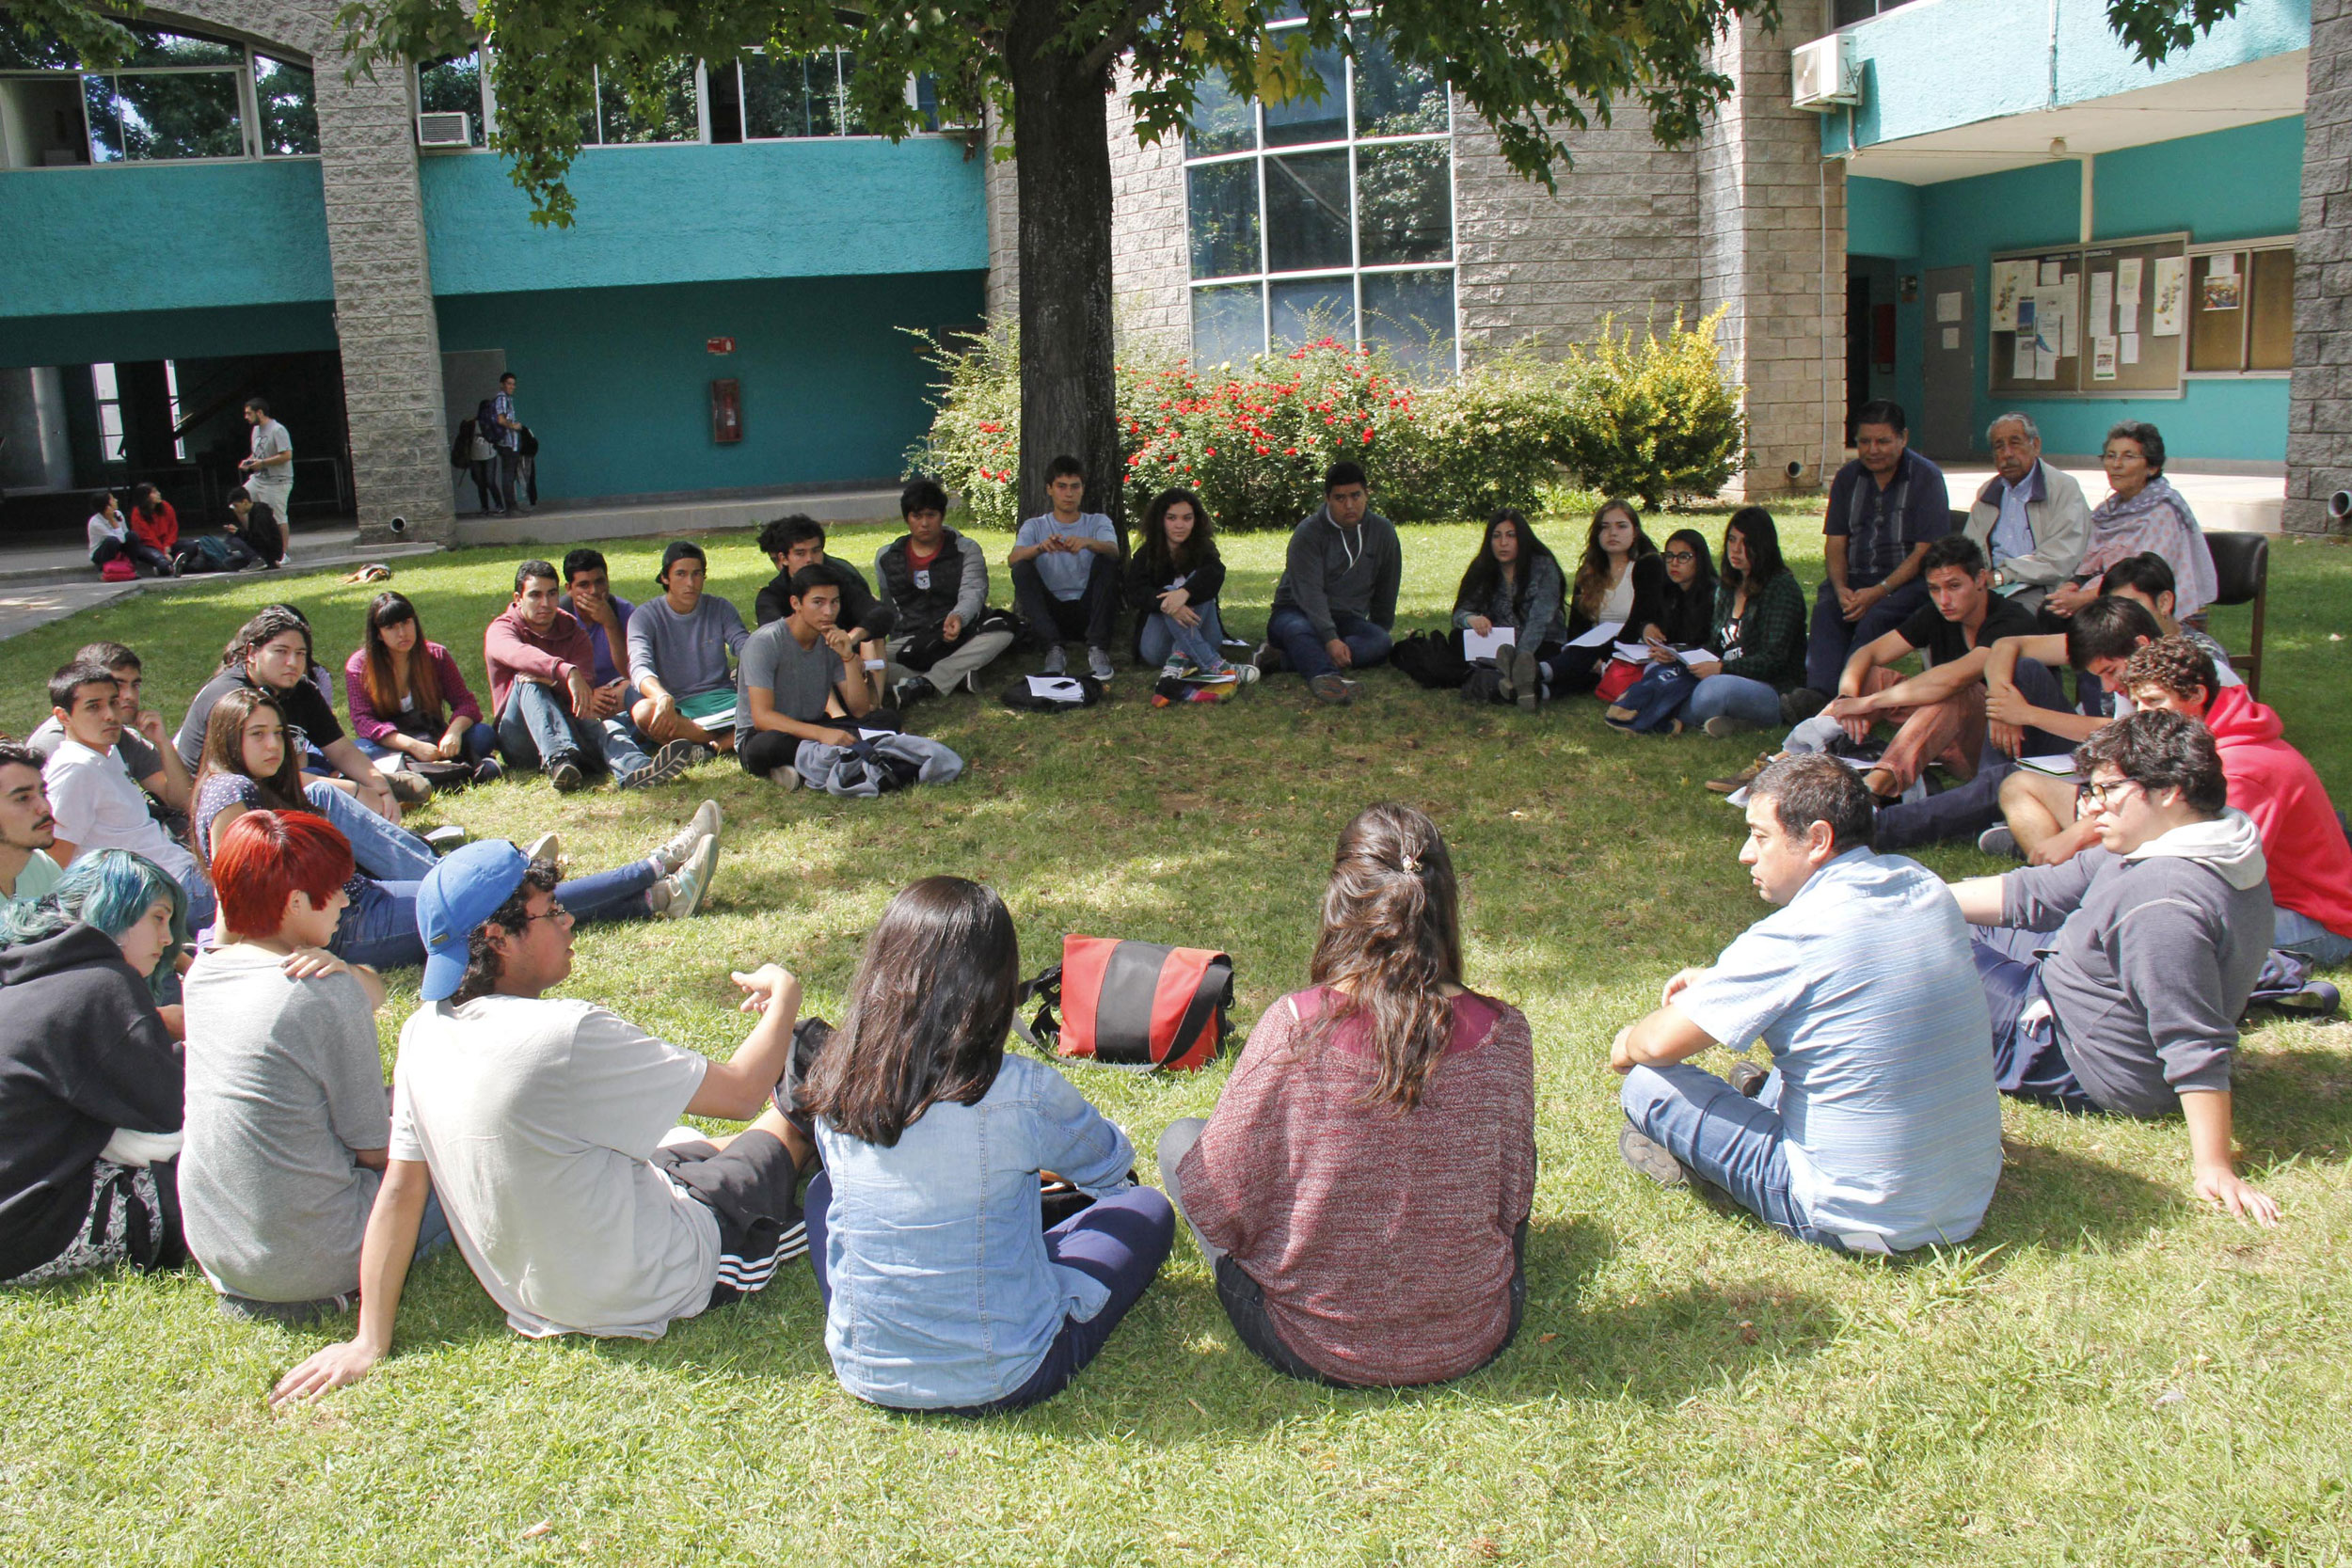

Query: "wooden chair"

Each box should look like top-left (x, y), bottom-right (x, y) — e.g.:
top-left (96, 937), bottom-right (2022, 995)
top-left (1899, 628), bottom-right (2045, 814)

top-left (2202, 531), bottom-right (2269, 700)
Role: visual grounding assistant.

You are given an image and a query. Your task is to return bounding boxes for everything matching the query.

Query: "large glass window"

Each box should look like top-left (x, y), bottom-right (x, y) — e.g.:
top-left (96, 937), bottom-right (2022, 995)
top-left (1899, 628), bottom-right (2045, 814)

top-left (1182, 26), bottom-right (1455, 375)
top-left (0, 24), bottom-right (317, 166)
top-left (588, 60), bottom-right (701, 145)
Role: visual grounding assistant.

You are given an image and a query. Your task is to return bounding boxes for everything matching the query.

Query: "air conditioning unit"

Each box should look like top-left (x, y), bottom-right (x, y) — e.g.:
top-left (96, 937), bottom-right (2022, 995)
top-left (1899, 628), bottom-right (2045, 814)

top-left (416, 111), bottom-right (471, 147)
top-left (1790, 34), bottom-right (1861, 111)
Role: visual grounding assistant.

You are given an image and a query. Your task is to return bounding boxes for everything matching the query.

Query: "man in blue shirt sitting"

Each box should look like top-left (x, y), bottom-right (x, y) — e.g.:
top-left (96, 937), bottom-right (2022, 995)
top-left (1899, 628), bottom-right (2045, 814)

top-left (1801, 399), bottom-right (1955, 706)
top-left (1611, 754), bottom-right (2003, 1254)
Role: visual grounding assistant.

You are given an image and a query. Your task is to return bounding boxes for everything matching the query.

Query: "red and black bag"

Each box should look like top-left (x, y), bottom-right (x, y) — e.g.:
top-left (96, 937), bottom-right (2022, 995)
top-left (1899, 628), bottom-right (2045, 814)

top-left (1013, 936), bottom-right (1233, 1071)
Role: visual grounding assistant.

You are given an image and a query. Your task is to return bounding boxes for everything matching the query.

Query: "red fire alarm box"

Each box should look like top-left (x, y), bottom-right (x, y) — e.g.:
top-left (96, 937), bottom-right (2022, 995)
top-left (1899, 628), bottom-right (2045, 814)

top-left (707, 336), bottom-right (735, 355)
top-left (710, 378), bottom-right (742, 444)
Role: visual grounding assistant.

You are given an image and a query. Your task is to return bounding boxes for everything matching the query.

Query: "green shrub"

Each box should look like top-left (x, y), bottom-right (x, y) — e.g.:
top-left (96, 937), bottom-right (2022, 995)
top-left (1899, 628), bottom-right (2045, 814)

top-left (1554, 309), bottom-right (1746, 509)
top-left (1384, 342), bottom-right (1581, 525)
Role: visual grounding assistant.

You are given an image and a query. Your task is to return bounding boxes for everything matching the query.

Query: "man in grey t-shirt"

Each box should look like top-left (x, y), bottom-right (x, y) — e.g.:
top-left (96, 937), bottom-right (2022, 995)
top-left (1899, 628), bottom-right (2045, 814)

top-left (1009, 455), bottom-right (1121, 683)
top-left (736, 568), bottom-right (884, 784)
top-left (240, 397), bottom-right (294, 541)
top-left (625, 540), bottom-right (747, 756)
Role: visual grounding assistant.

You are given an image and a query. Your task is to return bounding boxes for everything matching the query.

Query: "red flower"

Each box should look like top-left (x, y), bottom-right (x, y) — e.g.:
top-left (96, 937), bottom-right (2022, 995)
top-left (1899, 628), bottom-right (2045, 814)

top-left (1284, 447), bottom-right (1298, 456)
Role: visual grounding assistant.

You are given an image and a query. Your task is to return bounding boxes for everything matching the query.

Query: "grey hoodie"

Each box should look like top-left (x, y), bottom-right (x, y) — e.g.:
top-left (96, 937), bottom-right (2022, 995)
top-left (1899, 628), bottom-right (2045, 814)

top-left (1998, 809), bottom-right (2273, 1117)
top-left (1270, 504), bottom-right (1402, 641)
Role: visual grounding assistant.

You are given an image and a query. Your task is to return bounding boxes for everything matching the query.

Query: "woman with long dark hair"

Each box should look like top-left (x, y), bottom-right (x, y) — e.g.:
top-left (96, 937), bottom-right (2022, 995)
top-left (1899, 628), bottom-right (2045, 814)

top-left (800, 877), bottom-right (1174, 1414)
top-left (1683, 507), bottom-right (1809, 735)
top-left (1161, 804), bottom-right (1535, 1387)
top-left (1122, 486), bottom-right (1252, 681)
top-left (1604, 527), bottom-right (1722, 733)
top-left (1543, 498), bottom-right (1659, 696)
top-left (342, 592), bottom-right (501, 789)
top-left (1449, 509), bottom-right (1565, 705)
top-left (0, 849), bottom-right (188, 1290)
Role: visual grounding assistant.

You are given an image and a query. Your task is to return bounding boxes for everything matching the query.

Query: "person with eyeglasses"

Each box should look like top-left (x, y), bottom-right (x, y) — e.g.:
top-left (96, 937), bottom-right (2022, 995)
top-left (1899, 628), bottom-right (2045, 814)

top-left (270, 836), bottom-right (815, 1402)
top-left (1946, 709), bottom-right (2280, 1226)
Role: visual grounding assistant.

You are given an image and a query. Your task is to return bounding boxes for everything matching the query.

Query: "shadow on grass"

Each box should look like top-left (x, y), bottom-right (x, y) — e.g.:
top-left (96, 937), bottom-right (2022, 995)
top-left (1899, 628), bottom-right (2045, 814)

top-left (1977, 1136), bottom-right (2174, 1251)
top-left (2235, 1039), bottom-right (2352, 1165)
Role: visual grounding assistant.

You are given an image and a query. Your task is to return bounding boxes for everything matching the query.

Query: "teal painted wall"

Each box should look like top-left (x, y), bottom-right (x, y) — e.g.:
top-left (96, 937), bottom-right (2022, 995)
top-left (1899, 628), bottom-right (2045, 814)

top-left (1848, 176), bottom-right (1920, 258)
top-left (1826, 0), bottom-right (2308, 153)
top-left (436, 271), bottom-right (983, 501)
top-left (1900, 120), bottom-right (2300, 462)
top-left (0, 160), bottom-right (333, 321)
top-left (420, 137), bottom-right (988, 296)
top-left (0, 301), bottom-right (338, 369)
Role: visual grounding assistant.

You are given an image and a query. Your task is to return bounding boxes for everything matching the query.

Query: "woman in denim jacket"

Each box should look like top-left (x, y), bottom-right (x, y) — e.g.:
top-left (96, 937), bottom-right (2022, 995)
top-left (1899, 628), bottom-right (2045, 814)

top-left (800, 878), bottom-right (1174, 1413)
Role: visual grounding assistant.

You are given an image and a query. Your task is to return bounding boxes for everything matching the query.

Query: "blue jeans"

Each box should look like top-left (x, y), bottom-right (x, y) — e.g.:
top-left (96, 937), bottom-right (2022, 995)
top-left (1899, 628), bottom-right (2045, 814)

top-left (2272, 906), bottom-right (2352, 967)
top-left (803, 1173), bottom-right (1175, 1416)
top-left (1136, 602), bottom-right (1230, 671)
top-left (1870, 658), bottom-right (2074, 852)
top-left (1614, 661), bottom-right (1697, 732)
top-left (496, 683), bottom-right (650, 778)
top-left (1685, 673), bottom-right (1782, 728)
top-left (301, 780), bottom-right (438, 882)
top-left (354, 722), bottom-right (497, 768)
top-left (1969, 927), bottom-right (2099, 1112)
top-left (329, 857), bottom-right (660, 971)
top-left (1619, 1063), bottom-right (1854, 1251)
top-left (1806, 578), bottom-right (1929, 694)
top-left (1267, 605), bottom-right (1391, 681)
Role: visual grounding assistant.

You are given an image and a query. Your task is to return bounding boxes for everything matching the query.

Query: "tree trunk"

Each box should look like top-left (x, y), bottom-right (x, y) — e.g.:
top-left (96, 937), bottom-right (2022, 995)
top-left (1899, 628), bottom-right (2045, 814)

top-left (1005, 0), bottom-right (1125, 543)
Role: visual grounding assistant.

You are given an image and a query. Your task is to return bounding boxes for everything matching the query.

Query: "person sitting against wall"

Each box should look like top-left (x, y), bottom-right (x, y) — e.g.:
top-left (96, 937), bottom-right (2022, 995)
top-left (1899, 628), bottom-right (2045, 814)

top-left (180, 809), bottom-right (453, 1324)
top-left (1795, 399), bottom-right (1954, 713)
top-left (1613, 756), bottom-right (2002, 1254)
top-left (485, 560), bottom-right (702, 793)
top-left (1009, 456), bottom-right (1124, 685)
top-left (127, 484), bottom-right (202, 578)
top-left (0, 849), bottom-right (189, 1291)
top-left (342, 592), bottom-right (501, 791)
top-left (225, 487), bottom-right (286, 570)
top-left (1257, 461), bottom-right (1403, 705)
top-left (626, 542), bottom-right (744, 756)
top-left (755, 515), bottom-right (894, 642)
top-left (269, 840), bottom-right (813, 1402)
top-left (1961, 413), bottom-right (2090, 615)
top-left (1677, 507), bottom-right (1808, 737)
top-left (2122, 636), bottom-right (2352, 968)
top-left (87, 489), bottom-right (171, 579)
top-left (735, 569), bottom-right (889, 789)
top-left (1543, 499), bottom-right (1658, 698)
top-left (1122, 486), bottom-right (1252, 683)
top-left (873, 478), bottom-right (1018, 706)
top-left (1449, 509), bottom-right (1565, 708)
top-left (1779, 535), bottom-right (2040, 807)
top-left (1599, 527), bottom-right (1723, 734)
top-left (1161, 803), bottom-right (1533, 1387)
top-left (2040, 421), bottom-right (2217, 627)
top-left (801, 876), bottom-right (1174, 1414)
top-left (1947, 710), bottom-right (2279, 1225)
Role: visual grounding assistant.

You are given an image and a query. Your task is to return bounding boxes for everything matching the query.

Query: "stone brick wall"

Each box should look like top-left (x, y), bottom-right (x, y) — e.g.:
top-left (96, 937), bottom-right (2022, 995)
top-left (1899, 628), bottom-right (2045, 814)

top-left (153, 0), bottom-right (456, 545)
top-left (983, 104), bottom-right (1023, 324)
top-left (1698, 3), bottom-right (1845, 499)
top-left (1105, 71), bottom-right (1190, 350)
top-left (2288, 0), bottom-right (2352, 536)
top-left (1453, 115), bottom-right (1700, 363)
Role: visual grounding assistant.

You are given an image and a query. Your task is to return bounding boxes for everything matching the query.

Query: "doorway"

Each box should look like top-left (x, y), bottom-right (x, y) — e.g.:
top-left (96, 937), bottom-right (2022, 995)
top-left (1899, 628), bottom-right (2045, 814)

top-left (1920, 263), bottom-right (1975, 461)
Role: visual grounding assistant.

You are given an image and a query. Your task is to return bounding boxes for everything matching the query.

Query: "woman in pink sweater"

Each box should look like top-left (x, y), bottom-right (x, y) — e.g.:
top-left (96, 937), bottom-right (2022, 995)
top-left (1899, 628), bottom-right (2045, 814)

top-left (1160, 803), bottom-right (1535, 1387)
top-left (342, 592), bottom-right (500, 791)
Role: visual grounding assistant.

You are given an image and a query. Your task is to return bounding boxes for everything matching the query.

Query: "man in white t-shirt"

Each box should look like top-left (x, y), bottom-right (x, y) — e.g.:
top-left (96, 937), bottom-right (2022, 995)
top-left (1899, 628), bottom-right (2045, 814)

top-left (240, 399), bottom-right (294, 548)
top-left (0, 742), bottom-right (63, 910)
top-left (272, 839), bottom-right (815, 1402)
top-left (40, 661), bottom-right (212, 926)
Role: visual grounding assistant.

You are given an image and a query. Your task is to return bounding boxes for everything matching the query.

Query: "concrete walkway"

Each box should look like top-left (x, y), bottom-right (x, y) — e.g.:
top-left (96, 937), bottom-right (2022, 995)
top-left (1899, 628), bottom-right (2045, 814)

top-left (0, 531), bottom-right (440, 641)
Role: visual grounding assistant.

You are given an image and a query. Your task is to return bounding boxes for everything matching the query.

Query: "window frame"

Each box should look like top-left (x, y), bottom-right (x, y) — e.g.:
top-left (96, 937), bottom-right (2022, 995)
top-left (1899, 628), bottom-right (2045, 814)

top-left (0, 24), bottom-right (321, 167)
top-left (2182, 234), bottom-right (2295, 381)
top-left (1180, 19), bottom-right (1459, 373)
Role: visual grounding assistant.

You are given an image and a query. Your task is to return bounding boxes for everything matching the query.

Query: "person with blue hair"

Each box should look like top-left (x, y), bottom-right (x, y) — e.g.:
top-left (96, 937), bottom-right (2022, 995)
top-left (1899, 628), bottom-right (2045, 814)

top-left (0, 849), bottom-right (189, 1289)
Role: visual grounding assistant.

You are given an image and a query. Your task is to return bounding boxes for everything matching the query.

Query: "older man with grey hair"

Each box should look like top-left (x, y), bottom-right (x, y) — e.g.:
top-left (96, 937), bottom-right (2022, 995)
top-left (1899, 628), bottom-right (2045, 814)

top-left (1963, 412), bottom-right (2090, 612)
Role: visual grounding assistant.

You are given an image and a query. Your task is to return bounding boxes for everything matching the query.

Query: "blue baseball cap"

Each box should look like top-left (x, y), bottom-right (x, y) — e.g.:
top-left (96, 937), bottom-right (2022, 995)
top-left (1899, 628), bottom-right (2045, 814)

top-left (416, 839), bottom-right (532, 1003)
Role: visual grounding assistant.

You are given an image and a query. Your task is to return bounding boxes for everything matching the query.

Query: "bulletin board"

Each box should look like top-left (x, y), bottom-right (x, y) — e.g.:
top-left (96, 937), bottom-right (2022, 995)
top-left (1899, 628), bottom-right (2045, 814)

top-left (1986, 231), bottom-right (2187, 399)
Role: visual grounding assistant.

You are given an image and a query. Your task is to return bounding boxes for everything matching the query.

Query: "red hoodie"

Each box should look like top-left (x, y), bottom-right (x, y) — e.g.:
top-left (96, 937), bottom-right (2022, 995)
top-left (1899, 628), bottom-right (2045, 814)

top-left (2204, 684), bottom-right (2352, 939)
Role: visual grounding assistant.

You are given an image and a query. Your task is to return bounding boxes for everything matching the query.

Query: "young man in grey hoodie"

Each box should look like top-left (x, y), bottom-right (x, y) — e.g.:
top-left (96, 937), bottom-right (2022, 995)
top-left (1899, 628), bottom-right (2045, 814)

top-left (1257, 461), bottom-right (1402, 705)
top-left (1947, 708), bottom-right (2280, 1225)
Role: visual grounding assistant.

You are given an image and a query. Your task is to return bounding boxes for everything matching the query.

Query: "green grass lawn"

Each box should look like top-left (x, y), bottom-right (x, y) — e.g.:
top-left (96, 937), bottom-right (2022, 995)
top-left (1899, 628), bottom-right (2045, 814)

top-left (3, 514), bottom-right (2350, 1566)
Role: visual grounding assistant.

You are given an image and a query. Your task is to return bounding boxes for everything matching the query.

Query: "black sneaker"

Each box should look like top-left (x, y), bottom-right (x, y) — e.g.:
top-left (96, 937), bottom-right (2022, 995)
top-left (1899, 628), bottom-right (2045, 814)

top-left (1780, 688), bottom-right (1828, 723)
top-left (548, 758), bottom-right (586, 793)
top-left (619, 738), bottom-right (710, 789)
top-left (1250, 641), bottom-right (1283, 676)
top-left (1726, 1060), bottom-right (1771, 1098)
top-left (891, 674), bottom-right (937, 707)
top-left (1618, 1125), bottom-right (1693, 1188)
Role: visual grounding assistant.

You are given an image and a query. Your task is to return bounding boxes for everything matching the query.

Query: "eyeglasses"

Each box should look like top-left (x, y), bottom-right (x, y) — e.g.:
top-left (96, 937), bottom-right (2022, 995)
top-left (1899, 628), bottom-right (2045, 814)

top-left (1662, 550), bottom-right (1699, 563)
top-left (2076, 778), bottom-right (2141, 812)
top-left (516, 899), bottom-right (570, 926)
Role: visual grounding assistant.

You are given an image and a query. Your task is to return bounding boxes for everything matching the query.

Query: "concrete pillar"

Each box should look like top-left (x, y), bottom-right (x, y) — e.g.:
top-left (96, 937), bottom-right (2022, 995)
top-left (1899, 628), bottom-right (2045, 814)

top-left (984, 104), bottom-right (1022, 324)
top-left (1698, 2), bottom-right (1846, 499)
top-left (2287, 0), bottom-right (2352, 536)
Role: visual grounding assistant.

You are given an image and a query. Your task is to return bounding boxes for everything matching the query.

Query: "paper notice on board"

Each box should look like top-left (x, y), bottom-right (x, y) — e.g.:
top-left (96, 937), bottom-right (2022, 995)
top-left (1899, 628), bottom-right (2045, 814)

top-left (2060, 275), bottom-right (2081, 356)
top-left (2153, 256), bottom-right (2186, 335)
top-left (1936, 291), bottom-right (1963, 324)
top-left (2090, 272), bottom-right (2114, 339)
top-left (2031, 291), bottom-right (2065, 358)
top-left (2040, 261), bottom-right (2064, 286)
top-left (2117, 256), bottom-right (2143, 312)
top-left (1991, 261), bottom-right (2027, 331)
top-left (2092, 337), bottom-right (2118, 380)
top-left (2013, 337), bottom-right (2037, 380)
top-left (2121, 331), bottom-right (2140, 365)
top-left (2036, 348), bottom-right (2059, 380)
top-left (2213, 251), bottom-right (2238, 277)
top-left (1942, 326), bottom-right (1960, 351)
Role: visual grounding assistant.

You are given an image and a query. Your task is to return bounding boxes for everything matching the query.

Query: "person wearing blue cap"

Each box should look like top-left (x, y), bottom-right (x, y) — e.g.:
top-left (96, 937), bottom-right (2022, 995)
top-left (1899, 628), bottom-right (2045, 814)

top-left (271, 835), bottom-right (811, 1402)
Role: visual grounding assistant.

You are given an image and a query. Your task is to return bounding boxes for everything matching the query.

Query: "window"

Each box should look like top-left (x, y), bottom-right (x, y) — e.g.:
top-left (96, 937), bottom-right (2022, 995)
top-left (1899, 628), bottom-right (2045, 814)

top-left (1182, 25), bottom-right (1456, 376)
top-left (583, 60), bottom-right (702, 145)
top-left (0, 24), bottom-right (317, 166)
top-left (92, 362), bottom-right (125, 464)
top-left (164, 361), bottom-right (188, 461)
top-left (2186, 240), bottom-right (2293, 376)
top-left (417, 53), bottom-right (489, 147)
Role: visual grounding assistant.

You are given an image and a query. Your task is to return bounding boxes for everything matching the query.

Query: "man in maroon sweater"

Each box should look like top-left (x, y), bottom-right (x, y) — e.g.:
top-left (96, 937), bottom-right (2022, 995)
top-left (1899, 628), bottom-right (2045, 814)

top-left (484, 560), bottom-right (696, 793)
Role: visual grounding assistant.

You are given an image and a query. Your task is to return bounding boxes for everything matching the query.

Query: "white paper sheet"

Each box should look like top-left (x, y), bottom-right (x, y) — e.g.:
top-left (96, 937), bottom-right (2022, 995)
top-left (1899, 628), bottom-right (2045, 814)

top-left (1565, 619), bottom-right (1624, 650)
top-left (2152, 255), bottom-right (2186, 336)
top-left (2040, 261), bottom-right (2065, 286)
top-left (2212, 251), bottom-right (2237, 277)
top-left (1942, 326), bottom-right (1961, 351)
top-left (2013, 337), bottom-right (2038, 379)
top-left (2036, 348), bottom-right (2059, 380)
top-left (2117, 256), bottom-right (2143, 312)
top-left (1025, 675), bottom-right (1085, 701)
top-left (1463, 626), bottom-right (1517, 661)
top-left (2059, 276), bottom-right (2081, 356)
top-left (2090, 272), bottom-right (2114, 339)
top-left (1936, 291), bottom-right (1963, 324)
top-left (2019, 753), bottom-right (2080, 776)
top-left (2092, 337), bottom-right (2118, 380)
top-left (1990, 261), bottom-right (2028, 331)
top-left (2120, 331), bottom-right (2140, 365)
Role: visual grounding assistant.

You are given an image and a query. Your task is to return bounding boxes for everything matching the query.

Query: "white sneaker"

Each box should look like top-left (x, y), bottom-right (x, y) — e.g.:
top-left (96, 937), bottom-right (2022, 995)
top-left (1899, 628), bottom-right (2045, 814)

top-left (1087, 646), bottom-right (1116, 683)
top-left (422, 824), bottom-right (469, 854)
top-left (651, 800), bottom-right (723, 874)
top-left (523, 832), bottom-right (564, 865)
top-left (1233, 662), bottom-right (1261, 685)
top-left (649, 833), bottom-right (720, 920)
top-left (770, 765), bottom-right (801, 790)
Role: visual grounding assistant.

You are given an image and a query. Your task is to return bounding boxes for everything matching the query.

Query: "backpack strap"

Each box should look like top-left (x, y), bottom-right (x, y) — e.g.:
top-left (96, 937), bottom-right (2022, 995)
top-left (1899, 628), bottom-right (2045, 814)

top-left (1167, 954), bottom-right (1233, 1062)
